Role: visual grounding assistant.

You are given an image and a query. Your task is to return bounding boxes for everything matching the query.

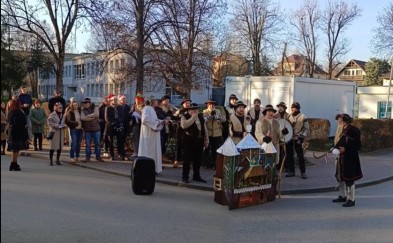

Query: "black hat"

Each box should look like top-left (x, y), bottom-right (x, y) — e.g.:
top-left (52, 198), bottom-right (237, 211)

top-left (341, 113), bottom-right (353, 123)
top-left (262, 104), bottom-right (277, 115)
top-left (205, 99), bottom-right (216, 105)
top-left (291, 102), bottom-right (301, 109)
top-left (161, 95), bottom-right (170, 101)
top-left (234, 100), bottom-right (247, 109)
top-left (82, 98), bottom-right (91, 103)
top-left (276, 102), bottom-right (287, 109)
top-left (186, 103), bottom-right (199, 110)
top-left (181, 99), bottom-right (191, 106)
top-left (229, 94), bottom-right (238, 101)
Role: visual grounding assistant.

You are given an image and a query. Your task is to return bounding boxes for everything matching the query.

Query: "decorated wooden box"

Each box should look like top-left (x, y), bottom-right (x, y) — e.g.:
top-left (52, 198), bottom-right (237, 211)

top-left (214, 135), bottom-right (278, 210)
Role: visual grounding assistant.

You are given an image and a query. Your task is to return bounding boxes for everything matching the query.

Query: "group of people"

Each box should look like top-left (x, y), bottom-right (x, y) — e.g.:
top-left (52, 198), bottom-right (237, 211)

top-left (1, 87), bottom-right (363, 206)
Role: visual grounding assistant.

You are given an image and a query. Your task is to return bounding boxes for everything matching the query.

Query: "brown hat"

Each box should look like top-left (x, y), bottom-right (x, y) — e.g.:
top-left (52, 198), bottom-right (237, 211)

top-left (262, 104), bottom-right (277, 115)
top-left (185, 103), bottom-right (199, 110)
top-left (205, 99), bottom-right (216, 105)
top-left (234, 100), bottom-right (247, 109)
top-left (276, 102), bottom-right (287, 109)
top-left (291, 102), bottom-right (301, 109)
top-left (229, 94), bottom-right (238, 101)
top-left (181, 99), bottom-right (191, 106)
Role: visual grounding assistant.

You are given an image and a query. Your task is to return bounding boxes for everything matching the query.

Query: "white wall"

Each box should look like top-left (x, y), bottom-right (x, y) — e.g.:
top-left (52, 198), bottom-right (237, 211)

top-left (225, 76), bottom-right (356, 136)
top-left (357, 86), bottom-right (392, 119)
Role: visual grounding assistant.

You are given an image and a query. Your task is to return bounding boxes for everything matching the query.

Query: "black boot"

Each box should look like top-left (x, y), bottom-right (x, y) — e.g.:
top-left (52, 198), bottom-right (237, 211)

top-left (9, 162), bottom-right (21, 171)
top-left (49, 160), bottom-right (53, 166)
top-left (56, 160), bottom-right (62, 165)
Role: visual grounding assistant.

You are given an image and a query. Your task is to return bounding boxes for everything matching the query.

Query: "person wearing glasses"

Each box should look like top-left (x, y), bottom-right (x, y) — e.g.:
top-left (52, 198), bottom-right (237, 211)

top-left (47, 102), bottom-right (66, 166)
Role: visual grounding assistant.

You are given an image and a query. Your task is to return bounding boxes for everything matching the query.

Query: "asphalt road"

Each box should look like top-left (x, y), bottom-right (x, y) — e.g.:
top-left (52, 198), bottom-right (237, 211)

top-left (1, 155), bottom-right (393, 243)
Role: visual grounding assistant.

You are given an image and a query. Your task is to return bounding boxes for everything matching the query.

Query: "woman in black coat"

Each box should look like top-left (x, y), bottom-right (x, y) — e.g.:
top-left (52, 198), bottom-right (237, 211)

top-left (7, 99), bottom-right (29, 171)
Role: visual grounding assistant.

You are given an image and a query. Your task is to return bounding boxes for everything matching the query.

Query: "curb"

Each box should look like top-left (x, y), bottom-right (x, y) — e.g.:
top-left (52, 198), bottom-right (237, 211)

top-left (21, 151), bottom-right (393, 194)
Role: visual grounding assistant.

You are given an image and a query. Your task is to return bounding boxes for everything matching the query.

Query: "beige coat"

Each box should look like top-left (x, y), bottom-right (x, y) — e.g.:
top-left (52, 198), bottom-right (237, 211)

top-left (47, 112), bottom-right (65, 150)
top-left (255, 118), bottom-right (281, 164)
top-left (1, 110), bottom-right (8, 140)
top-left (288, 113), bottom-right (310, 139)
top-left (202, 108), bottom-right (223, 137)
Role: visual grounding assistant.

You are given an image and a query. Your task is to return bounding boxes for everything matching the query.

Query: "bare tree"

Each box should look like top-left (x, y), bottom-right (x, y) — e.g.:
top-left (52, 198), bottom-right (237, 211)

top-left (1, 0), bottom-right (82, 92)
top-left (290, 0), bottom-right (320, 78)
top-left (229, 0), bottom-right (282, 76)
top-left (321, 0), bottom-right (362, 79)
top-left (371, 2), bottom-right (393, 57)
top-left (86, 0), bottom-right (163, 95)
top-left (149, 0), bottom-right (225, 98)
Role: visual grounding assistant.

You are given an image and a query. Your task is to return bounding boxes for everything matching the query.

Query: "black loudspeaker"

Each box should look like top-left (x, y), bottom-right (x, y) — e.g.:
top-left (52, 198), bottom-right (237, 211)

top-left (131, 156), bottom-right (156, 195)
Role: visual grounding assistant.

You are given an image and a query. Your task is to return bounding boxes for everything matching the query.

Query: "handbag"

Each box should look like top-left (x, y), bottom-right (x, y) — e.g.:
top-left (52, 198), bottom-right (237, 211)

top-left (46, 114), bottom-right (63, 140)
top-left (46, 131), bottom-right (55, 140)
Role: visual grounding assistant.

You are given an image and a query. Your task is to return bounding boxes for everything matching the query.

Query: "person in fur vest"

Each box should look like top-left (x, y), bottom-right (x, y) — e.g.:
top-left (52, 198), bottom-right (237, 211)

top-left (255, 104), bottom-right (282, 165)
top-left (229, 101), bottom-right (251, 145)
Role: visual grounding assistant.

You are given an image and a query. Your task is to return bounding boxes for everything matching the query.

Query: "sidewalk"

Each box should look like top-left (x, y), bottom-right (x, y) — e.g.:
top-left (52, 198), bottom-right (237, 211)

top-left (20, 145), bottom-right (393, 194)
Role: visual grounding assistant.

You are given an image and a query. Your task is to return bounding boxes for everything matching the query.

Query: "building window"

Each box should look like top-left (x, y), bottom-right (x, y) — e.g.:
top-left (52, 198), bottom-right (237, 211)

top-left (356, 70), bottom-right (362, 75)
top-left (377, 101), bottom-right (392, 119)
top-left (344, 70), bottom-right (350, 75)
top-left (121, 59), bottom-right (125, 68)
top-left (115, 59), bottom-right (119, 73)
top-left (109, 60), bottom-right (113, 73)
top-left (74, 64), bottom-right (86, 79)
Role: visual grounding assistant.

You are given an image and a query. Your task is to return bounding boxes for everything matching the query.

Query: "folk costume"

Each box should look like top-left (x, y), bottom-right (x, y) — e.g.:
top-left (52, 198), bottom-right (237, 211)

top-left (203, 100), bottom-right (224, 169)
top-left (255, 105), bottom-right (281, 164)
top-left (333, 114), bottom-right (362, 207)
top-left (274, 102), bottom-right (292, 171)
top-left (287, 102), bottom-right (309, 179)
top-left (229, 101), bottom-right (251, 145)
top-left (138, 104), bottom-right (164, 173)
top-left (180, 103), bottom-right (209, 183)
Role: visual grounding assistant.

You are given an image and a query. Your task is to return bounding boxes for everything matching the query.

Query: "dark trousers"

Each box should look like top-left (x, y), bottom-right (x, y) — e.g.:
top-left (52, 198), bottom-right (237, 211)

top-left (182, 136), bottom-right (204, 180)
top-left (286, 140), bottom-right (306, 173)
top-left (278, 142), bottom-right (292, 171)
top-left (209, 136), bottom-right (222, 167)
top-left (117, 133), bottom-right (126, 157)
top-left (33, 133), bottom-right (43, 150)
top-left (100, 122), bottom-right (109, 152)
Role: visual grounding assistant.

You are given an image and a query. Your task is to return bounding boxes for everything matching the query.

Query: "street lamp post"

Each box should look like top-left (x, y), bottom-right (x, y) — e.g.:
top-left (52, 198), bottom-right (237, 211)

top-left (385, 56), bottom-right (393, 119)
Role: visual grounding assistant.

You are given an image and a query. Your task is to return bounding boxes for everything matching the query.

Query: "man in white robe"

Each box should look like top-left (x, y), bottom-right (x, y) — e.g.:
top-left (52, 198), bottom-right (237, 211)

top-left (138, 99), bottom-right (164, 173)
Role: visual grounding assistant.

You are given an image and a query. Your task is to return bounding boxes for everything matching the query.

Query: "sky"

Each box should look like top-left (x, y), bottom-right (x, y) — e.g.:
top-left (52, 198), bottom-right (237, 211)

top-left (279, 0), bottom-right (391, 63)
top-left (74, 0), bottom-right (390, 64)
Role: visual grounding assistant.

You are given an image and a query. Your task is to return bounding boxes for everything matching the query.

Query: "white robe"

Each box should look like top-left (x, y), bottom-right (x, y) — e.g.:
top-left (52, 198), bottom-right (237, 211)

top-left (138, 106), bottom-right (163, 173)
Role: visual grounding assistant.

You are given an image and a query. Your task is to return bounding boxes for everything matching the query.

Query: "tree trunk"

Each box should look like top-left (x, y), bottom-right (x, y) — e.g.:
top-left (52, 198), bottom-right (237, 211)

top-left (135, 0), bottom-right (145, 95)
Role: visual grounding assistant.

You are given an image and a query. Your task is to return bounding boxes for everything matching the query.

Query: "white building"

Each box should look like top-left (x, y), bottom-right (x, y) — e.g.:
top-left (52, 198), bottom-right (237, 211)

top-left (357, 80), bottom-right (393, 119)
top-left (38, 50), bottom-right (211, 106)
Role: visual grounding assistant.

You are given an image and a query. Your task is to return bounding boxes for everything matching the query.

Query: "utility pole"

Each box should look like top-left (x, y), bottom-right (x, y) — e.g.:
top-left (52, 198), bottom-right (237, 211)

top-left (385, 56), bottom-right (393, 119)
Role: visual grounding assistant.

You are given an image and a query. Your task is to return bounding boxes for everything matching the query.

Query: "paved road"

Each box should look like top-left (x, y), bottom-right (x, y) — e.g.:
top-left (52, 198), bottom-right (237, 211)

top-left (17, 147), bottom-right (393, 194)
top-left (1, 156), bottom-right (393, 243)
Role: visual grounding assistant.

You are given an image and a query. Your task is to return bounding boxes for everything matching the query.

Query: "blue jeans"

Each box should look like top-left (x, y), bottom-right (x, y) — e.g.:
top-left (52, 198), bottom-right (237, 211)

top-left (70, 129), bottom-right (83, 158)
top-left (85, 131), bottom-right (101, 159)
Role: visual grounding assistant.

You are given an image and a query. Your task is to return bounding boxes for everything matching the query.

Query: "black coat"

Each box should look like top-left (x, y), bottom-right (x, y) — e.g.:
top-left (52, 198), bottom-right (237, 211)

top-left (7, 109), bottom-right (29, 151)
top-left (338, 124), bottom-right (363, 182)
